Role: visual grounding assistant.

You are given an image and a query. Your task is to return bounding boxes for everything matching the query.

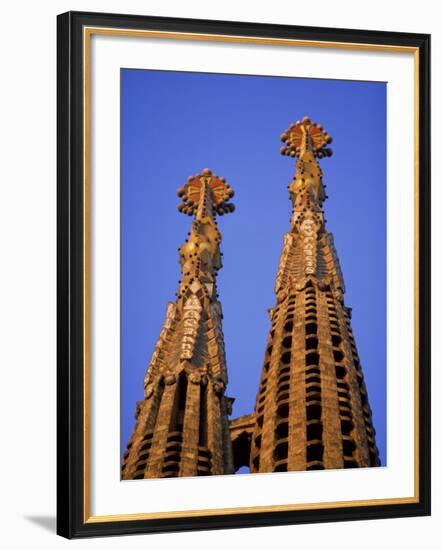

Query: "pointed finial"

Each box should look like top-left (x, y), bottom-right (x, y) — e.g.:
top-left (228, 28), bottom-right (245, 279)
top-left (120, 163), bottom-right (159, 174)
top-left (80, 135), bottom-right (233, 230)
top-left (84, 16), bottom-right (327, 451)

top-left (177, 169), bottom-right (235, 217)
top-left (280, 116), bottom-right (333, 159)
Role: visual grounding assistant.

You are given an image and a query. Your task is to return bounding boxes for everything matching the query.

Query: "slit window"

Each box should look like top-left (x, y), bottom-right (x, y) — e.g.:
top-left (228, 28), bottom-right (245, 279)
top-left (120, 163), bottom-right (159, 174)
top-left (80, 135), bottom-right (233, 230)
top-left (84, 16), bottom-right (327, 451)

top-left (306, 337), bottom-right (318, 350)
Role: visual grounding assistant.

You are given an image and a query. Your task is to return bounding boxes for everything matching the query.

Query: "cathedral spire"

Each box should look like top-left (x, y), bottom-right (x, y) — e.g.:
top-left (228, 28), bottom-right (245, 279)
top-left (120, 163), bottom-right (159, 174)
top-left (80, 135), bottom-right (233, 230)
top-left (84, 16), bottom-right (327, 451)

top-left (122, 169), bottom-right (235, 479)
top-left (246, 118), bottom-right (380, 473)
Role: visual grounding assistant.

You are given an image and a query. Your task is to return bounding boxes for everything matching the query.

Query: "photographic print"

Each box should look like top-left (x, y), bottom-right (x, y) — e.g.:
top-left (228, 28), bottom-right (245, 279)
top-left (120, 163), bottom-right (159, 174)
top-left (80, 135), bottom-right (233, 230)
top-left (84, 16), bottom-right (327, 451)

top-left (120, 70), bottom-right (386, 479)
top-left (57, 12), bottom-right (430, 537)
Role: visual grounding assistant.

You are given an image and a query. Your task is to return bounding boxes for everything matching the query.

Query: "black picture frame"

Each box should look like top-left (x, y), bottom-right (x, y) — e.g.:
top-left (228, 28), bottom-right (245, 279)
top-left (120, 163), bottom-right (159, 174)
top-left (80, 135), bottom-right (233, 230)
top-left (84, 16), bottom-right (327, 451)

top-left (57, 10), bottom-right (431, 539)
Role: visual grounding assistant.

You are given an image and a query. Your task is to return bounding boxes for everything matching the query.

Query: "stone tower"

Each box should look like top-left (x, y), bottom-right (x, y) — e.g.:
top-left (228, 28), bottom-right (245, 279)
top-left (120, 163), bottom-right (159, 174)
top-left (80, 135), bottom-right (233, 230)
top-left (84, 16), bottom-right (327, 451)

top-left (122, 169), bottom-right (236, 479)
top-left (248, 117), bottom-right (380, 473)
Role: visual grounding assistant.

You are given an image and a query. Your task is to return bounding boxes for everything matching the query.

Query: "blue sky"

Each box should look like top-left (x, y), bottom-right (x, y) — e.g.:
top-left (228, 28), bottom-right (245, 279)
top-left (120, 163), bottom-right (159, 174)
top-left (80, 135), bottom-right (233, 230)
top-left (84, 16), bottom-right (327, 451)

top-left (121, 69), bottom-right (387, 466)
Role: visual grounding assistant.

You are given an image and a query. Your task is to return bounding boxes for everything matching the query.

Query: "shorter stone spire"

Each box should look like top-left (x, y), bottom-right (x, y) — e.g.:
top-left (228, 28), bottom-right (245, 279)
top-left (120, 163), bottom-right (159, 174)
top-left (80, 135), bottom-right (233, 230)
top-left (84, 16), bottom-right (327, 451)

top-left (122, 169), bottom-right (236, 480)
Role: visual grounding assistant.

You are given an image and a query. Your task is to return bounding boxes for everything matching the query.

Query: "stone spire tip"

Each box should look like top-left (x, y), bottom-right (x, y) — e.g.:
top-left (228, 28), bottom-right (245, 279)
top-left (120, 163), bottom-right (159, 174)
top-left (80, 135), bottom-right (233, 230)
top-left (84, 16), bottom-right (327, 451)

top-left (177, 169), bottom-right (235, 217)
top-left (280, 116), bottom-right (333, 159)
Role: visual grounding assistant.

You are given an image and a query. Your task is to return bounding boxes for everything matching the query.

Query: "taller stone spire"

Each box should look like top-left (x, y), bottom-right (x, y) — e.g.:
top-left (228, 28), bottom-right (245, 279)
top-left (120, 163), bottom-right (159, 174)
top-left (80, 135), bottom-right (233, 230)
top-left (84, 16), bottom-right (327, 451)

top-left (122, 169), bottom-right (236, 479)
top-left (248, 117), bottom-right (380, 472)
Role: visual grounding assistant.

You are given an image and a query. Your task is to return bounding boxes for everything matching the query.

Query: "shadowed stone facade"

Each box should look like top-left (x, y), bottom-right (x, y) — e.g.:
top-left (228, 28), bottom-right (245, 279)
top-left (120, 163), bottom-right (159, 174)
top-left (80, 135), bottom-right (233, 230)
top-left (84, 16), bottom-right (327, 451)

top-left (122, 118), bottom-right (380, 480)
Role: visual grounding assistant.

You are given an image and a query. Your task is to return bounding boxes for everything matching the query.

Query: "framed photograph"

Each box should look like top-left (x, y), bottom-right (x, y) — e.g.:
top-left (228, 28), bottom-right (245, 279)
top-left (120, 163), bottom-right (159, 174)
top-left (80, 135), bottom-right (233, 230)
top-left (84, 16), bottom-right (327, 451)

top-left (57, 11), bottom-right (430, 538)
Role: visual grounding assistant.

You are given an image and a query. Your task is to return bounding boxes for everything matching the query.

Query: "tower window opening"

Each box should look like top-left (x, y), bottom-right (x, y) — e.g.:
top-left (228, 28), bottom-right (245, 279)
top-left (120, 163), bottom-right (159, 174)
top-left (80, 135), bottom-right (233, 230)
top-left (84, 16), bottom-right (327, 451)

top-left (305, 337), bottom-right (318, 350)
top-left (273, 462), bottom-right (288, 472)
top-left (167, 432), bottom-right (183, 443)
top-left (307, 443), bottom-right (324, 462)
top-left (278, 383), bottom-right (290, 394)
top-left (306, 382), bottom-right (321, 394)
top-left (338, 398), bottom-right (352, 411)
top-left (306, 366), bottom-right (320, 377)
top-left (274, 441), bottom-right (289, 461)
top-left (341, 419), bottom-right (354, 435)
top-left (306, 463), bottom-right (324, 470)
top-left (163, 452), bottom-right (181, 463)
top-left (306, 404), bottom-right (322, 421)
top-left (198, 447), bottom-right (211, 459)
top-left (307, 422), bottom-right (323, 441)
top-left (339, 410), bottom-right (352, 423)
top-left (278, 373), bottom-right (290, 385)
top-left (337, 389), bottom-right (350, 400)
top-left (333, 350), bottom-right (344, 363)
top-left (282, 336), bottom-right (292, 349)
top-left (306, 352), bottom-right (320, 366)
top-left (278, 366), bottom-right (291, 376)
top-left (306, 322), bottom-right (317, 335)
top-left (276, 421), bottom-right (289, 438)
top-left (281, 351), bottom-right (292, 364)
top-left (331, 335), bottom-right (342, 347)
top-left (306, 395), bottom-right (321, 406)
top-left (162, 463), bottom-right (179, 474)
top-left (284, 320), bottom-right (293, 333)
top-left (277, 402), bottom-right (289, 419)
top-left (135, 460), bottom-right (148, 471)
top-left (305, 374), bottom-right (321, 384)
top-left (277, 392), bottom-right (290, 404)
